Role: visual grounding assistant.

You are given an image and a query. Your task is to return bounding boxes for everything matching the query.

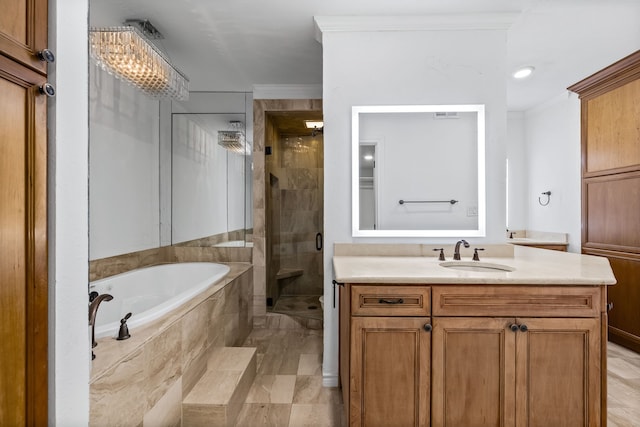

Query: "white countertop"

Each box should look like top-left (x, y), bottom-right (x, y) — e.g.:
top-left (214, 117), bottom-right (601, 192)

top-left (507, 230), bottom-right (568, 246)
top-left (333, 245), bottom-right (616, 285)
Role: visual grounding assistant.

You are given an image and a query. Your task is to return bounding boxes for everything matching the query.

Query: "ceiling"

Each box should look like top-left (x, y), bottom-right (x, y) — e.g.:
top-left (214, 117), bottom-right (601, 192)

top-left (90, 0), bottom-right (639, 111)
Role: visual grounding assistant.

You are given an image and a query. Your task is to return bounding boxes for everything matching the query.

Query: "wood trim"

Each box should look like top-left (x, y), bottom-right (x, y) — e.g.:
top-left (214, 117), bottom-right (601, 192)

top-left (582, 247), bottom-right (640, 262)
top-left (26, 83), bottom-right (48, 426)
top-left (608, 325), bottom-right (640, 353)
top-left (568, 49), bottom-right (640, 99)
top-left (601, 310), bottom-right (608, 427)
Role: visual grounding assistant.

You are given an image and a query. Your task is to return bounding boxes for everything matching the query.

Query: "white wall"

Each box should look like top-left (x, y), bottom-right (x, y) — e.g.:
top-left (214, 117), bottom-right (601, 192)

top-left (89, 68), bottom-right (161, 259)
top-left (317, 17), bottom-right (510, 386)
top-left (524, 92), bottom-right (581, 252)
top-left (507, 112), bottom-right (527, 231)
top-left (50, 0), bottom-right (90, 424)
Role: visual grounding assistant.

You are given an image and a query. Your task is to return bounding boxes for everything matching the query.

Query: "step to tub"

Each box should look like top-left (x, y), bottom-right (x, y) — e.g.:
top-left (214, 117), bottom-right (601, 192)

top-left (182, 346), bottom-right (257, 427)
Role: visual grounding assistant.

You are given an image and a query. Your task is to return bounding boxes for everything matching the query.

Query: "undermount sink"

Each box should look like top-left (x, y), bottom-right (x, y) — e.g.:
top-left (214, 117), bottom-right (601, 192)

top-left (439, 261), bottom-right (515, 273)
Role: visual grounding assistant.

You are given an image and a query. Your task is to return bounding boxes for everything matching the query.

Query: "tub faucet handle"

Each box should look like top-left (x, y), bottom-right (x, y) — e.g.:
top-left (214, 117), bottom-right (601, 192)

top-left (117, 312), bottom-right (132, 340)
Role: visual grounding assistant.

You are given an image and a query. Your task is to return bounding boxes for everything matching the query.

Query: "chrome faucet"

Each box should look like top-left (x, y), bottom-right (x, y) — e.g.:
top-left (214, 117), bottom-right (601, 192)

top-left (453, 239), bottom-right (470, 260)
top-left (89, 293), bottom-right (113, 351)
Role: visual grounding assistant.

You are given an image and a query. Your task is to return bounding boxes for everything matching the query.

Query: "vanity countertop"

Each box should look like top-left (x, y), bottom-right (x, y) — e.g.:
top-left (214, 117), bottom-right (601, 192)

top-left (507, 230), bottom-right (568, 246)
top-left (333, 245), bottom-right (615, 285)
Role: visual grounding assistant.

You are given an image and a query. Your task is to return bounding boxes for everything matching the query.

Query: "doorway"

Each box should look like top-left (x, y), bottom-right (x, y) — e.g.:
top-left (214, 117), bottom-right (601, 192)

top-left (264, 110), bottom-right (324, 321)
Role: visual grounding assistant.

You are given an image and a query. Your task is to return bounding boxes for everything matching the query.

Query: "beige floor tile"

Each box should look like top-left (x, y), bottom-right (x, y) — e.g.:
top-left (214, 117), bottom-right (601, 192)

top-left (297, 354), bottom-right (322, 376)
top-left (293, 376), bottom-right (342, 404)
top-left (235, 403), bottom-right (291, 427)
top-left (246, 374), bottom-right (297, 404)
top-left (288, 404), bottom-right (345, 427)
top-left (608, 357), bottom-right (640, 379)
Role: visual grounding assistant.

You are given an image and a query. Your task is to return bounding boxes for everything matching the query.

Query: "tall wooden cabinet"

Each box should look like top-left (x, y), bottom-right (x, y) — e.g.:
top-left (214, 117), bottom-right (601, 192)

top-left (0, 0), bottom-right (50, 425)
top-left (569, 50), bottom-right (640, 353)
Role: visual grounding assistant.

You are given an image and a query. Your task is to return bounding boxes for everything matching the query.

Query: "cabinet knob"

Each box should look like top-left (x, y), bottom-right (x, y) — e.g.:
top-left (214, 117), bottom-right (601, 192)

top-left (423, 323), bottom-right (432, 332)
top-left (509, 323), bottom-right (519, 332)
top-left (37, 49), bottom-right (55, 63)
top-left (519, 324), bottom-right (528, 332)
top-left (38, 83), bottom-right (55, 97)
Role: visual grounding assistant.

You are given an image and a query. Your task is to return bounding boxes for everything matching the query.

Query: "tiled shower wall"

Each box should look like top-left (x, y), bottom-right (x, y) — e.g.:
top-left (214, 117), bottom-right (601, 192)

top-left (269, 134), bottom-right (324, 297)
top-left (252, 99), bottom-right (323, 327)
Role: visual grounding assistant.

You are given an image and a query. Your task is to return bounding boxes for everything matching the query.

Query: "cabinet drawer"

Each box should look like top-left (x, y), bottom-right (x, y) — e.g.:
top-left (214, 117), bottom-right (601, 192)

top-left (351, 285), bottom-right (430, 316)
top-left (432, 286), bottom-right (601, 317)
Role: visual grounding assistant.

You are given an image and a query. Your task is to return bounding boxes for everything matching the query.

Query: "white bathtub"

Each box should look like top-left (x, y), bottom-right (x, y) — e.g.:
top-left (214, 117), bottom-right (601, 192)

top-left (90, 262), bottom-right (230, 339)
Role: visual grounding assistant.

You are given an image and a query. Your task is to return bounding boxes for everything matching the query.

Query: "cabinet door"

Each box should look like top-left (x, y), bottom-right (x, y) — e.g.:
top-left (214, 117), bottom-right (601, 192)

top-left (515, 318), bottom-right (601, 427)
top-left (0, 0), bottom-right (48, 74)
top-left (350, 317), bottom-right (431, 427)
top-left (432, 317), bottom-right (516, 427)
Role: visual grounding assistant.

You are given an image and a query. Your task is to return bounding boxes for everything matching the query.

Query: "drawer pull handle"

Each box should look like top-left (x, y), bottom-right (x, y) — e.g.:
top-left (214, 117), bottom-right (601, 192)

top-left (379, 298), bottom-right (404, 305)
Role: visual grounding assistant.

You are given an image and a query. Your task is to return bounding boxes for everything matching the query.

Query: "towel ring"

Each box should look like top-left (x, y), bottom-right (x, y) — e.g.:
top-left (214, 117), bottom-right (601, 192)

top-left (538, 191), bottom-right (551, 206)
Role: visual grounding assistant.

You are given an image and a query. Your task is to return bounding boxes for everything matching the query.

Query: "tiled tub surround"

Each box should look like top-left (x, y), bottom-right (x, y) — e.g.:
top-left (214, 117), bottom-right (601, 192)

top-left (89, 243), bottom-right (252, 283)
top-left (90, 263), bottom-right (253, 427)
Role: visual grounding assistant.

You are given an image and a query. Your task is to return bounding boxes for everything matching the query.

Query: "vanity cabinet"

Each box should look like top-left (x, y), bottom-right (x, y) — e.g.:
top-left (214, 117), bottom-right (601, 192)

top-left (340, 283), bottom-right (606, 427)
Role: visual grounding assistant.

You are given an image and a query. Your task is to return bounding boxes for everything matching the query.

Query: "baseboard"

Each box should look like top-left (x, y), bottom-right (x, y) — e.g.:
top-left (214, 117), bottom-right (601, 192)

top-left (322, 374), bottom-right (339, 388)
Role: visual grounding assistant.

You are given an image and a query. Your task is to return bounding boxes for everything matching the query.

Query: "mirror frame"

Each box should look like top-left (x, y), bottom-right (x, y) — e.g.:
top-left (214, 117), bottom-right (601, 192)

top-left (351, 104), bottom-right (486, 237)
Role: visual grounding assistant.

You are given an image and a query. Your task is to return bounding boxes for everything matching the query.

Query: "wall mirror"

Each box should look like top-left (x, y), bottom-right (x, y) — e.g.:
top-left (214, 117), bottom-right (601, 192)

top-left (172, 113), bottom-right (252, 247)
top-left (352, 104), bottom-right (485, 237)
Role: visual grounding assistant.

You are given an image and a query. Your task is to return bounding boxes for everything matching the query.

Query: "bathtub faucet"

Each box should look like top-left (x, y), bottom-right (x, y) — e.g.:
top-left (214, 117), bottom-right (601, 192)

top-left (89, 292), bottom-right (113, 351)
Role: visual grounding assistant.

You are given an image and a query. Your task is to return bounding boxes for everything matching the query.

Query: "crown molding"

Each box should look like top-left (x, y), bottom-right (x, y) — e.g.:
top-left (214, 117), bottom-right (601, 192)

top-left (314, 13), bottom-right (517, 43)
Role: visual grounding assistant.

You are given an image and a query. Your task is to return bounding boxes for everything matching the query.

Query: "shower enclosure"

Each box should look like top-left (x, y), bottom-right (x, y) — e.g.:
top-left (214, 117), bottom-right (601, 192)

top-left (265, 112), bottom-right (324, 321)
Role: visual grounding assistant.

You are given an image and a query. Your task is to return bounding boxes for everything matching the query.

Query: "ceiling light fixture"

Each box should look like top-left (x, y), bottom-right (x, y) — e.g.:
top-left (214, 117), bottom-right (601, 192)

top-left (305, 120), bottom-right (324, 129)
top-left (89, 20), bottom-right (190, 100)
top-left (512, 66), bottom-right (535, 80)
top-left (218, 121), bottom-right (250, 155)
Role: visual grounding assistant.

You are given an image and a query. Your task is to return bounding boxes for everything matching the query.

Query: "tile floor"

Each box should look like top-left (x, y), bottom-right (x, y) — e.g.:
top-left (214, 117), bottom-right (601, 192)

top-left (607, 342), bottom-right (640, 427)
top-left (235, 326), bottom-right (640, 427)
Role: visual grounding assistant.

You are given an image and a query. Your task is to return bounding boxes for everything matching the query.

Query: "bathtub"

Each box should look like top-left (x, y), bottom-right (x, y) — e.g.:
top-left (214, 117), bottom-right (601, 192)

top-left (90, 262), bottom-right (230, 339)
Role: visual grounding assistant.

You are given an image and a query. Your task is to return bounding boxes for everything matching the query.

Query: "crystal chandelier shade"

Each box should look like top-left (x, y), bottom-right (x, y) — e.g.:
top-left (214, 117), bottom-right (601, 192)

top-left (89, 26), bottom-right (189, 100)
top-left (218, 121), bottom-right (249, 155)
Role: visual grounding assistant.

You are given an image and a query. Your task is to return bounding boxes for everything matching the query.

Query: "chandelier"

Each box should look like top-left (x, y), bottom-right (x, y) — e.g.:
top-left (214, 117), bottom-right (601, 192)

top-left (89, 21), bottom-right (189, 100)
top-left (218, 121), bottom-right (250, 155)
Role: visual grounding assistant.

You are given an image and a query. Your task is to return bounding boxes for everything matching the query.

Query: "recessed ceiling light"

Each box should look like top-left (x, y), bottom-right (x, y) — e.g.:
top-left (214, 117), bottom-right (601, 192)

top-left (512, 66), bottom-right (535, 79)
top-left (305, 120), bottom-right (324, 129)
top-left (364, 155), bottom-right (374, 161)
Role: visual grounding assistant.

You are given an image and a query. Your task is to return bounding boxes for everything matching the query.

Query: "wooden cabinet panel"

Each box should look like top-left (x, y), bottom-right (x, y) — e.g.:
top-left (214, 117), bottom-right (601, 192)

top-left (571, 50), bottom-right (640, 353)
top-left (584, 172), bottom-right (640, 250)
top-left (431, 317), bottom-right (516, 427)
top-left (432, 286), bottom-right (601, 318)
top-left (602, 254), bottom-right (640, 352)
top-left (0, 0), bottom-right (48, 74)
top-left (585, 78), bottom-right (640, 173)
top-left (0, 23), bottom-right (48, 427)
top-left (350, 317), bottom-right (430, 427)
top-left (515, 318), bottom-right (601, 427)
top-left (351, 285), bottom-right (430, 317)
